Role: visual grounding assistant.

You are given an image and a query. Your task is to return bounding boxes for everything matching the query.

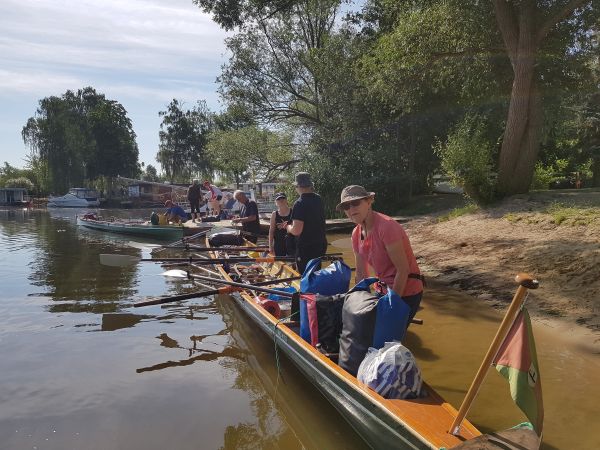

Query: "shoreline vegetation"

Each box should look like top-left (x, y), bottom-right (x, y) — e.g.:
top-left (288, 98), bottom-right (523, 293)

top-left (397, 189), bottom-right (600, 352)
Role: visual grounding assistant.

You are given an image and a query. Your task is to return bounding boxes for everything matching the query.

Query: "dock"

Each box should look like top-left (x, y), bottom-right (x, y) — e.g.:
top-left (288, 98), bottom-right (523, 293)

top-left (183, 216), bottom-right (408, 235)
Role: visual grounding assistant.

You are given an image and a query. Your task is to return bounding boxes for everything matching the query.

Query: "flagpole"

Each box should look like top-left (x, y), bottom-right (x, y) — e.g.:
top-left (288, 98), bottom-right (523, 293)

top-left (449, 272), bottom-right (539, 436)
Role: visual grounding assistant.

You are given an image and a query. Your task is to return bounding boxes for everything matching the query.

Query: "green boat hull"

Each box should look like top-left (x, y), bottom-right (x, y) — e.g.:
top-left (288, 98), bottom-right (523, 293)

top-left (77, 217), bottom-right (185, 240)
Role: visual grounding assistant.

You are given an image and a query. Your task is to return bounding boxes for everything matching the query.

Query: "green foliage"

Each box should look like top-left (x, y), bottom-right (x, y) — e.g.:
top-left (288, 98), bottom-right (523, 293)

top-left (530, 159), bottom-right (569, 190)
top-left (206, 125), bottom-right (296, 186)
top-left (22, 87), bottom-right (139, 194)
top-left (0, 162), bottom-right (39, 194)
top-left (157, 100), bottom-right (214, 183)
top-left (546, 203), bottom-right (600, 226)
top-left (4, 177), bottom-right (35, 191)
top-left (437, 204), bottom-right (479, 222)
top-left (142, 164), bottom-right (160, 182)
top-left (436, 115), bottom-right (496, 205)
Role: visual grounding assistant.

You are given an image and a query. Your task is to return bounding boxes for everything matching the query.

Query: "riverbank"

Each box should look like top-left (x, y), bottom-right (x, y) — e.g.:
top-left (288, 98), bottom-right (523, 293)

top-left (404, 189), bottom-right (600, 352)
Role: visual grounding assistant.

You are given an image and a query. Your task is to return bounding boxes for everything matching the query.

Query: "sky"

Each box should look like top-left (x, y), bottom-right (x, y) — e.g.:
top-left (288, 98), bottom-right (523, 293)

top-left (0, 0), bottom-right (230, 171)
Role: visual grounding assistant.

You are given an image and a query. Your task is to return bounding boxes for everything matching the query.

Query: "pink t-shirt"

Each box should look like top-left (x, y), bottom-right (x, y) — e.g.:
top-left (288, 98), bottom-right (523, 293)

top-left (351, 212), bottom-right (422, 297)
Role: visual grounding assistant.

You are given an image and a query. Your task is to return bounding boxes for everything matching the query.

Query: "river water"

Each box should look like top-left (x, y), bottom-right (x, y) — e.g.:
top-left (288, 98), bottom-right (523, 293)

top-left (0, 208), bottom-right (597, 450)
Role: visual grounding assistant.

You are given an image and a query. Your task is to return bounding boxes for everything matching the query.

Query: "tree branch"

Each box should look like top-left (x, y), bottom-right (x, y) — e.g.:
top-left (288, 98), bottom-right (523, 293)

top-left (536, 0), bottom-right (592, 44)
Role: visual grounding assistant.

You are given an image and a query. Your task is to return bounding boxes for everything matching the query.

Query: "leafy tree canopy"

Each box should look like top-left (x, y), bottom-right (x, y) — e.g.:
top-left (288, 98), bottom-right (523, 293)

top-left (22, 87), bottom-right (139, 194)
top-left (156, 99), bottom-right (214, 183)
top-left (206, 125), bottom-right (298, 186)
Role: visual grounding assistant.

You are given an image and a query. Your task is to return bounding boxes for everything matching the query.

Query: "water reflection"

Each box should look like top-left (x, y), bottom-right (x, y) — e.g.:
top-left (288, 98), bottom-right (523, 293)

top-left (217, 295), bottom-right (368, 450)
top-left (0, 209), bottom-right (149, 308)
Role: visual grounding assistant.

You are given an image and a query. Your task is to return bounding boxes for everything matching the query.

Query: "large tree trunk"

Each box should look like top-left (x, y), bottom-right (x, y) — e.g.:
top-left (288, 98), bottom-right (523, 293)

top-left (494, 0), bottom-right (591, 196)
top-left (495, 1), bottom-right (543, 196)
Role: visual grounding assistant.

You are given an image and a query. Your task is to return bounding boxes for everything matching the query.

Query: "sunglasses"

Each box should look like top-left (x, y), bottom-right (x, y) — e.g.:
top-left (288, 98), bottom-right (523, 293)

top-left (341, 199), bottom-right (364, 211)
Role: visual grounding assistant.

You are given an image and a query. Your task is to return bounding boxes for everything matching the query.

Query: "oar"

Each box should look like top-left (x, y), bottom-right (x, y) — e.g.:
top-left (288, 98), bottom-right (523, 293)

top-left (134, 274), bottom-right (302, 307)
top-left (100, 254), bottom-right (297, 267)
top-left (133, 286), bottom-right (238, 307)
top-left (158, 245), bottom-right (270, 252)
top-left (163, 269), bottom-right (301, 285)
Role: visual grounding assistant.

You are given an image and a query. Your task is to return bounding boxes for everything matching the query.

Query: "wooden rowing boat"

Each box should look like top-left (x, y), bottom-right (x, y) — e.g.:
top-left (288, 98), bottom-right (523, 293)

top-left (203, 238), bottom-right (481, 449)
top-left (77, 216), bottom-right (211, 240)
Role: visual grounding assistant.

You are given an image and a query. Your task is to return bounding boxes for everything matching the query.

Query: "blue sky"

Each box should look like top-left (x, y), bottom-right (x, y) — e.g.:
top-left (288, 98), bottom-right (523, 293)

top-left (0, 0), bottom-right (229, 171)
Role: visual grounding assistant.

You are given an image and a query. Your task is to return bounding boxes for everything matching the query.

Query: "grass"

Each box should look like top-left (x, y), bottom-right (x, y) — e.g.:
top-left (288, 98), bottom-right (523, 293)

top-left (545, 203), bottom-right (600, 226)
top-left (437, 204), bottom-right (479, 222)
top-left (503, 202), bottom-right (600, 226)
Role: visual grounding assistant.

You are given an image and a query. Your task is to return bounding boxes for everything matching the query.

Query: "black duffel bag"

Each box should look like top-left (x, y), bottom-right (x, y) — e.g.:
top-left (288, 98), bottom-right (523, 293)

top-left (208, 232), bottom-right (245, 247)
top-left (338, 290), bottom-right (379, 376)
top-left (314, 294), bottom-right (345, 354)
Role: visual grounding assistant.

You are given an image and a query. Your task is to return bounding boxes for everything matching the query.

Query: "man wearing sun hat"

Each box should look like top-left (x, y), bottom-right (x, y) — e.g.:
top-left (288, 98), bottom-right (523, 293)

top-left (286, 172), bottom-right (327, 273)
top-left (337, 185), bottom-right (424, 326)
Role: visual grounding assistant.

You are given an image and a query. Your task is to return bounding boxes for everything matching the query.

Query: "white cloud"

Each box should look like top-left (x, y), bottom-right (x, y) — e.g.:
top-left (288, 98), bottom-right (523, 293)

top-left (0, 0), bottom-right (231, 168)
top-left (0, 0), bottom-right (229, 95)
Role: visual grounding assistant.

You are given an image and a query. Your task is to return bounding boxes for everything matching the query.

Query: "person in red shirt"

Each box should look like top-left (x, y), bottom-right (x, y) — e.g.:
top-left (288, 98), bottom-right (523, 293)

top-left (337, 185), bottom-right (424, 324)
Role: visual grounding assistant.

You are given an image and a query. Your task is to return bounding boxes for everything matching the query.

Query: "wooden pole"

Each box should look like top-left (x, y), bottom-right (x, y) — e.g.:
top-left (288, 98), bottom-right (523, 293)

top-left (449, 273), bottom-right (539, 436)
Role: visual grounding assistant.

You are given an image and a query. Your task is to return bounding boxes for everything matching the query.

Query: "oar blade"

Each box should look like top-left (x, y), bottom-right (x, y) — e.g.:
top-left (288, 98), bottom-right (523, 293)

top-left (161, 269), bottom-right (189, 278)
top-left (99, 254), bottom-right (140, 267)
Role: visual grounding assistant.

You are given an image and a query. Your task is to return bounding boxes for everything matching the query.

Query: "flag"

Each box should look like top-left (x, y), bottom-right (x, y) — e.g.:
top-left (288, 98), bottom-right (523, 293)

top-left (493, 308), bottom-right (544, 436)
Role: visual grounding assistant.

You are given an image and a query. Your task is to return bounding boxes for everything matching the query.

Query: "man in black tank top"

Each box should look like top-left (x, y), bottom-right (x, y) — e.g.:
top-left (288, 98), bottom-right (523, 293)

top-left (286, 172), bottom-right (327, 273)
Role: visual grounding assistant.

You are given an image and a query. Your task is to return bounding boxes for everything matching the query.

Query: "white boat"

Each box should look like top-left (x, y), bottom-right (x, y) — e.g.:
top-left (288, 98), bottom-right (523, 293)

top-left (47, 188), bottom-right (101, 208)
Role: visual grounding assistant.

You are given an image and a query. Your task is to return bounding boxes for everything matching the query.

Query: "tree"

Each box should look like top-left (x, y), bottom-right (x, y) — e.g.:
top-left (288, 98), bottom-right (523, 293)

top-left (4, 177), bottom-right (35, 191)
top-left (142, 164), bottom-right (160, 182)
top-left (156, 99), bottom-right (214, 182)
top-left (492, 0), bottom-right (598, 195)
top-left (22, 87), bottom-right (139, 194)
top-left (218, 0), bottom-right (340, 128)
top-left (206, 125), bottom-right (297, 187)
top-left (357, 0), bottom-right (599, 197)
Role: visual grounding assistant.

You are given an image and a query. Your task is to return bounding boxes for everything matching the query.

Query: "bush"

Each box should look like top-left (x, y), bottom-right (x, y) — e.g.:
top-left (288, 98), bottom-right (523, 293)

top-left (435, 115), bottom-right (496, 205)
top-left (4, 177), bottom-right (35, 191)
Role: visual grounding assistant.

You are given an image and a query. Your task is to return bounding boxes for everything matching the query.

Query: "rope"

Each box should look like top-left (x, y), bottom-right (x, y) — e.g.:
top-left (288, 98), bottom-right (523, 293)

top-left (273, 310), bottom-right (299, 397)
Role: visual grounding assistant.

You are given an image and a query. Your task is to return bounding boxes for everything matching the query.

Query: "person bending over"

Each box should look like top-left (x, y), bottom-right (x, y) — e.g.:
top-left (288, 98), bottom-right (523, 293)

top-left (231, 190), bottom-right (261, 244)
top-left (163, 200), bottom-right (188, 224)
top-left (337, 185), bottom-right (424, 325)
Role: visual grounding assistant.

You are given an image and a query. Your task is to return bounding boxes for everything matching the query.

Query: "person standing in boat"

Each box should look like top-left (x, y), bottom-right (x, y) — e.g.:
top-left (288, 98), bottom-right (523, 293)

top-left (187, 179), bottom-right (202, 222)
top-left (286, 172), bottom-right (327, 273)
top-left (203, 180), bottom-right (222, 216)
top-left (231, 190), bottom-right (261, 243)
top-left (337, 185), bottom-right (424, 325)
top-left (268, 192), bottom-right (296, 256)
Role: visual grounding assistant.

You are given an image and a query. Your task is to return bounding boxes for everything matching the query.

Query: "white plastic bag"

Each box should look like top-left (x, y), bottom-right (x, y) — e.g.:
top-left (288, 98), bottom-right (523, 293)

top-left (357, 341), bottom-right (423, 399)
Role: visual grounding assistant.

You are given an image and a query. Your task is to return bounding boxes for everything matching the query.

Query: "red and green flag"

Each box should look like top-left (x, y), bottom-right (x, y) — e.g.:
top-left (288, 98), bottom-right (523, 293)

top-left (493, 308), bottom-right (544, 436)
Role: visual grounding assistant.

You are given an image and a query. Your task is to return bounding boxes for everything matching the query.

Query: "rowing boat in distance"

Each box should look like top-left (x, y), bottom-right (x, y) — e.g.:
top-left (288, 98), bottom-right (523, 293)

top-left (203, 239), bottom-right (483, 449)
top-left (77, 215), bottom-right (211, 240)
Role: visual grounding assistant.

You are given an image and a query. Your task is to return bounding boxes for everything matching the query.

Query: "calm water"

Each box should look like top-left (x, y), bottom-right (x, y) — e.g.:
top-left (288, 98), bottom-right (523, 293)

top-left (0, 209), bottom-right (598, 449)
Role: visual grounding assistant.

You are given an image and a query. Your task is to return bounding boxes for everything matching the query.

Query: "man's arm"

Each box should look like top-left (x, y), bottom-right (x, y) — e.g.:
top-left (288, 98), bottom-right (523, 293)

top-left (286, 219), bottom-right (304, 236)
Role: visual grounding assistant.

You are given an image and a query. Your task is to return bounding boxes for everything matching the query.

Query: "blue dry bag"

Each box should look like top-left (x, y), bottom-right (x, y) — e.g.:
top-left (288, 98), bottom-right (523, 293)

top-left (372, 287), bottom-right (410, 348)
top-left (299, 258), bottom-right (351, 342)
